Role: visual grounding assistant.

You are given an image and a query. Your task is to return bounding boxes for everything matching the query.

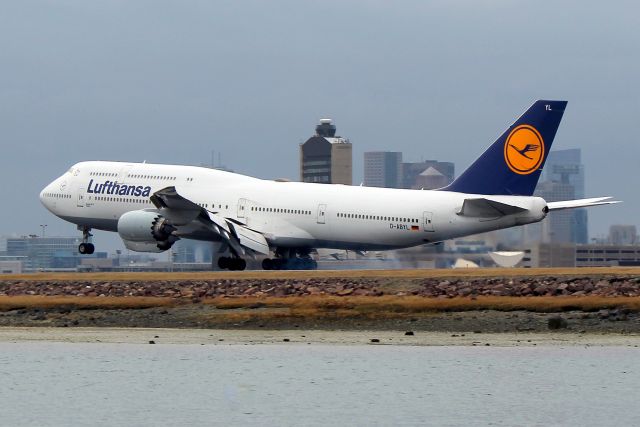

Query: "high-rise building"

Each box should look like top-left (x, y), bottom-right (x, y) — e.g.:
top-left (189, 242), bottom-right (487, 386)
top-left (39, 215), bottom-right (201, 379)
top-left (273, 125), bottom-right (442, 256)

top-left (536, 148), bottom-right (589, 244)
top-left (543, 149), bottom-right (585, 197)
top-left (511, 149), bottom-right (589, 247)
top-left (364, 151), bottom-right (402, 188)
top-left (401, 160), bottom-right (454, 190)
top-left (300, 119), bottom-right (352, 185)
top-left (534, 181), bottom-right (576, 243)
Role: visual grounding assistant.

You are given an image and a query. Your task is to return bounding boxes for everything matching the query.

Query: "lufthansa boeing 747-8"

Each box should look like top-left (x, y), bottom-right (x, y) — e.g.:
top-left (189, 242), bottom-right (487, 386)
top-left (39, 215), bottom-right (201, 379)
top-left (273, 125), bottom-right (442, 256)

top-left (40, 101), bottom-right (618, 270)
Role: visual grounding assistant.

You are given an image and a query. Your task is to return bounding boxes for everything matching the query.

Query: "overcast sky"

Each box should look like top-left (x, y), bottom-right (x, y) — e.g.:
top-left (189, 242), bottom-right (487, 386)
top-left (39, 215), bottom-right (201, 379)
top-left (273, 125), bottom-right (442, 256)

top-left (1, 0), bottom-right (638, 250)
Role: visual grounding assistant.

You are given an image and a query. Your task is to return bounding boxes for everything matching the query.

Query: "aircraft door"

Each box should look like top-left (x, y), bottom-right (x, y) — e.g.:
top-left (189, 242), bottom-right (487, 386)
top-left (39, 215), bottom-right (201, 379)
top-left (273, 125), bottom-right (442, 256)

top-left (423, 211), bottom-right (434, 232)
top-left (237, 198), bottom-right (247, 219)
top-left (117, 164), bottom-right (133, 184)
top-left (317, 204), bottom-right (327, 224)
top-left (76, 184), bottom-right (86, 208)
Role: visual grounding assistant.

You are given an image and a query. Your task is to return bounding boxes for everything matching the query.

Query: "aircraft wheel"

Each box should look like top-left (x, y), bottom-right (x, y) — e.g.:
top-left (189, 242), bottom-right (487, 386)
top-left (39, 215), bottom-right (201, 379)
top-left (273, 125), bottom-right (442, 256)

top-left (262, 258), bottom-right (273, 270)
top-left (78, 243), bottom-right (94, 255)
top-left (218, 257), bottom-right (229, 270)
top-left (272, 259), bottom-right (284, 270)
top-left (237, 258), bottom-right (246, 271)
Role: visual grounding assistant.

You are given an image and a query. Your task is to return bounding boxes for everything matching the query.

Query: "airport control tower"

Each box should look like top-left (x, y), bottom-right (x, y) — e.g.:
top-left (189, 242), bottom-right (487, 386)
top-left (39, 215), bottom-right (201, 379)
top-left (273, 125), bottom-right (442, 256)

top-left (299, 119), bottom-right (352, 185)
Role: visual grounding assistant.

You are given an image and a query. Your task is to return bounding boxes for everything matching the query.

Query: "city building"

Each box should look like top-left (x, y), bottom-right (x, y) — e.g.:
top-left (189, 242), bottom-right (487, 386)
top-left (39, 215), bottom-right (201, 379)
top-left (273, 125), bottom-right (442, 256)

top-left (4, 236), bottom-right (106, 272)
top-left (534, 181), bottom-right (576, 243)
top-left (0, 257), bottom-right (24, 274)
top-left (609, 225), bottom-right (638, 245)
top-left (539, 149), bottom-right (588, 244)
top-left (363, 151), bottom-right (402, 188)
top-left (401, 160), bottom-right (454, 189)
top-left (520, 243), bottom-right (640, 267)
top-left (300, 119), bottom-right (352, 185)
top-left (515, 149), bottom-right (588, 247)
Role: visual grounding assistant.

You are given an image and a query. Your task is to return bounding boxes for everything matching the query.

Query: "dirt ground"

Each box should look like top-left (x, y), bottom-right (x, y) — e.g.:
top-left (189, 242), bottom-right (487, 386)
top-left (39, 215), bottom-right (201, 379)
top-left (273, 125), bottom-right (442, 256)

top-left (1, 304), bottom-right (638, 334)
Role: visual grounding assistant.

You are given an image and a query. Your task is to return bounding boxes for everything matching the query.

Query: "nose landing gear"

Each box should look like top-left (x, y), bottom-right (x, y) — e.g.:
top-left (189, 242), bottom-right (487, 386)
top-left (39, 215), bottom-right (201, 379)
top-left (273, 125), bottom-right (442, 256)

top-left (78, 226), bottom-right (95, 255)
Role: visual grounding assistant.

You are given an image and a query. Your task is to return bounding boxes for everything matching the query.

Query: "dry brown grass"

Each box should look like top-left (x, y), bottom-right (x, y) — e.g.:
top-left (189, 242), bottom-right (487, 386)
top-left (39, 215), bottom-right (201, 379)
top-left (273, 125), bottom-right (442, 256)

top-left (0, 295), bottom-right (176, 311)
top-left (196, 295), bottom-right (640, 323)
top-left (3, 267), bottom-right (639, 282)
top-left (205, 295), bottom-right (640, 315)
top-left (2, 294), bottom-right (639, 323)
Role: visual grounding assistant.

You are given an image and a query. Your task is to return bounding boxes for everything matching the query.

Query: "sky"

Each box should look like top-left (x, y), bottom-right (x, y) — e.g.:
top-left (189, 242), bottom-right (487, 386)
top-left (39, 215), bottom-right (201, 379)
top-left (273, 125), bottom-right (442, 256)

top-left (1, 0), bottom-right (638, 251)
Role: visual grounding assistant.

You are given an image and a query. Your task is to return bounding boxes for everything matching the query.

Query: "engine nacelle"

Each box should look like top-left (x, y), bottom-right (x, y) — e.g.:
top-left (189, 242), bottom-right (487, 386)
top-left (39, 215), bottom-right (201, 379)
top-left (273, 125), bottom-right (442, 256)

top-left (117, 210), bottom-right (179, 252)
top-left (122, 239), bottom-right (165, 253)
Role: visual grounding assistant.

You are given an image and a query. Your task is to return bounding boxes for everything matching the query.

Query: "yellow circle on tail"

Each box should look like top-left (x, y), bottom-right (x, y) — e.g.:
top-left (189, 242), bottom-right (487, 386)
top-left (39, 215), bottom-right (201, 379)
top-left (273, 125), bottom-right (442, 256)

top-left (504, 125), bottom-right (544, 175)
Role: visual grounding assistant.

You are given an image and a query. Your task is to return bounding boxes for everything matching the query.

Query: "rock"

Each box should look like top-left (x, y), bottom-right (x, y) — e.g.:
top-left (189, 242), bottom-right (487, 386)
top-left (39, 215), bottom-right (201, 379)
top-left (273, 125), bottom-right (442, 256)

top-left (598, 309), bottom-right (610, 319)
top-left (458, 287), bottom-right (473, 297)
top-left (148, 340), bottom-right (155, 344)
top-left (404, 331), bottom-right (414, 336)
top-left (547, 316), bottom-right (568, 330)
top-left (370, 338), bottom-right (380, 343)
top-left (533, 286), bottom-right (547, 296)
top-left (283, 338), bottom-right (290, 342)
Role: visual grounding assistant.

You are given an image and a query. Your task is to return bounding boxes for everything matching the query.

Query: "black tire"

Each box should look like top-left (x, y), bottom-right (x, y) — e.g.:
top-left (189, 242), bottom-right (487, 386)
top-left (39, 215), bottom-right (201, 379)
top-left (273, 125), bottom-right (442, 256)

top-left (78, 243), bottom-right (88, 254)
top-left (237, 258), bottom-right (247, 271)
top-left (218, 257), bottom-right (229, 270)
top-left (86, 243), bottom-right (95, 255)
top-left (262, 258), bottom-right (273, 270)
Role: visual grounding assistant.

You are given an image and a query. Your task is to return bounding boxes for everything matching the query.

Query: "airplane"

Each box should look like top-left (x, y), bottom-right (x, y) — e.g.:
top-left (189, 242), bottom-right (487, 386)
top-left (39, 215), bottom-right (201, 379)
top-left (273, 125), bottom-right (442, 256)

top-left (40, 100), bottom-right (619, 270)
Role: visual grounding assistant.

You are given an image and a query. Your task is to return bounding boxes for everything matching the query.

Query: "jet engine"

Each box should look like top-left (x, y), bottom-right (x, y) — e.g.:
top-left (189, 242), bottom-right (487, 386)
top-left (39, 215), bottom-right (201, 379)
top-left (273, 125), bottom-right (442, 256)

top-left (117, 210), bottom-right (179, 252)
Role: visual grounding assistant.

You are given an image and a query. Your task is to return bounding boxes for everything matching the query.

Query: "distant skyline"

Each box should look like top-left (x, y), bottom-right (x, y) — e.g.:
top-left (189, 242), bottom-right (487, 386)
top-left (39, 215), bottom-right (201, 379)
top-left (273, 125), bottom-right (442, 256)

top-left (1, 1), bottom-right (638, 252)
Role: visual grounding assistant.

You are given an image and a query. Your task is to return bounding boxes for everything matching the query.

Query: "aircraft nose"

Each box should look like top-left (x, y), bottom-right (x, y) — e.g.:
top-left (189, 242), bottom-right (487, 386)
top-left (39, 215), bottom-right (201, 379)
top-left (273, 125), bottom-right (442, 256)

top-left (40, 182), bottom-right (53, 207)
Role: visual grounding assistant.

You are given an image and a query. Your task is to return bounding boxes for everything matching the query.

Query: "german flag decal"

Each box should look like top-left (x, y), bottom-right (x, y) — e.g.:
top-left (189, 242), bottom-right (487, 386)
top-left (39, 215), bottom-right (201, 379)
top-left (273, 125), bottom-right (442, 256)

top-left (411, 225), bottom-right (419, 231)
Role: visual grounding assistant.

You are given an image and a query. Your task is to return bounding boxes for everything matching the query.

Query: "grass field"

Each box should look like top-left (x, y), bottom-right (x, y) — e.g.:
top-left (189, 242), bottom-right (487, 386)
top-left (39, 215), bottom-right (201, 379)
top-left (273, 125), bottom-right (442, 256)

top-left (2, 267), bottom-right (640, 282)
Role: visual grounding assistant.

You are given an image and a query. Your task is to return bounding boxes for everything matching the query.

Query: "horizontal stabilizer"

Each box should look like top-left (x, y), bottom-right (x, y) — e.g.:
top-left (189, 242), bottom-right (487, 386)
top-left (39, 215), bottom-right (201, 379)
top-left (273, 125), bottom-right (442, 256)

top-left (547, 197), bottom-right (621, 211)
top-left (458, 198), bottom-right (528, 218)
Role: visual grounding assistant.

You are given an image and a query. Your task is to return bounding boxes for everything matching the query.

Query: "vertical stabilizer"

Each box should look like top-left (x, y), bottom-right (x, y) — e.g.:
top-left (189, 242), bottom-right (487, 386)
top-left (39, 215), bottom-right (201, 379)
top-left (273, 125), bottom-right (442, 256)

top-left (442, 100), bottom-right (567, 196)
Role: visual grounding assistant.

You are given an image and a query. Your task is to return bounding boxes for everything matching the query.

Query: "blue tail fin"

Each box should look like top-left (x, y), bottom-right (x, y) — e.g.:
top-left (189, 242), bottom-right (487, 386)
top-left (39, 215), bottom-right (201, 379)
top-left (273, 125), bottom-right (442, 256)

top-left (442, 100), bottom-right (567, 196)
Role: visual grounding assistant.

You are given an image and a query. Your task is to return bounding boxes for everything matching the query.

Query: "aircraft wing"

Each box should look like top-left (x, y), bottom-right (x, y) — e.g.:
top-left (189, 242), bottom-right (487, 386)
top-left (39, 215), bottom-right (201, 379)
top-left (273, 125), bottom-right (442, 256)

top-left (547, 197), bottom-right (621, 211)
top-left (458, 198), bottom-right (528, 218)
top-left (151, 186), bottom-right (270, 256)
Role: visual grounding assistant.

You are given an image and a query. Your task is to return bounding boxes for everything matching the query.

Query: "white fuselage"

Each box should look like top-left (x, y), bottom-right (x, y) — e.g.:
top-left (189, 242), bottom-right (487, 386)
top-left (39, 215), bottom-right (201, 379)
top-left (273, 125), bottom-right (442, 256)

top-left (40, 161), bottom-right (548, 251)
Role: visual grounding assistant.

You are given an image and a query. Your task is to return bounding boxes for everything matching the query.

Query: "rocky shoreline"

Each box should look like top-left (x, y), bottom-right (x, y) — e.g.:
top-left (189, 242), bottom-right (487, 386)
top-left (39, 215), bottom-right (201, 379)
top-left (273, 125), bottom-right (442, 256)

top-left (2, 272), bottom-right (640, 332)
top-left (2, 274), bottom-right (640, 298)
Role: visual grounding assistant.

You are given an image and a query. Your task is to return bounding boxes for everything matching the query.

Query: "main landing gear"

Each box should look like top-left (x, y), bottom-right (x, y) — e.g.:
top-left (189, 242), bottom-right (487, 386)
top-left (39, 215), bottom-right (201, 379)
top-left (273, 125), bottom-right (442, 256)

top-left (261, 248), bottom-right (318, 270)
top-left (78, 226), bottom-right (95, 255)
top-left (261, 258), bottom-right (317, 270)
top-left (218, 256), bottom-right (247, 271)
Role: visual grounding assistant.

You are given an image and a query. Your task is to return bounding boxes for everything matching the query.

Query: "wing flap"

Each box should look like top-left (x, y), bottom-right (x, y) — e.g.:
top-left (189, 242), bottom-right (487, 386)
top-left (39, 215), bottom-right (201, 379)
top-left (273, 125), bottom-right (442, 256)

top-left (228, 222), bottom-right (270, 255)
top-left (458, 198), bottom-right (528, 218)
top-left (547, 197), bottom-right (621, 211)
top-left (151, 186), bottom-right (270, 256)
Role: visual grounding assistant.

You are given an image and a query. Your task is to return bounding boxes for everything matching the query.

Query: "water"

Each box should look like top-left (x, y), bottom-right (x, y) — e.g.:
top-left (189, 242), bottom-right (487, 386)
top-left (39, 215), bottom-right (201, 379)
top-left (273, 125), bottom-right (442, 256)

top-left (1, 343), bottom-right (639, 426)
